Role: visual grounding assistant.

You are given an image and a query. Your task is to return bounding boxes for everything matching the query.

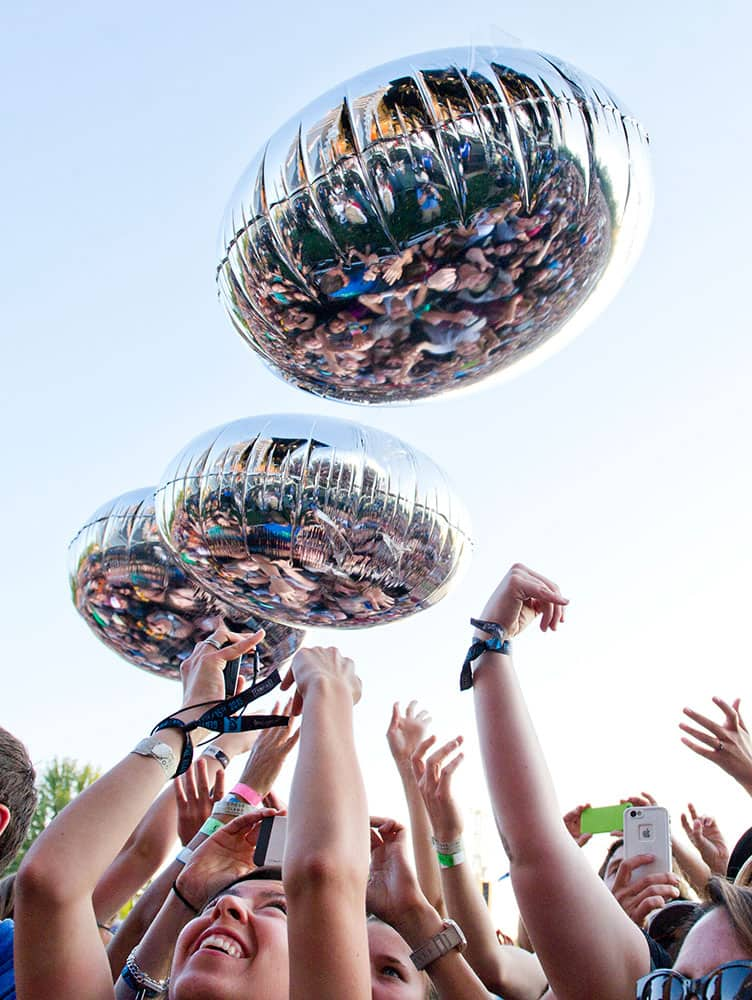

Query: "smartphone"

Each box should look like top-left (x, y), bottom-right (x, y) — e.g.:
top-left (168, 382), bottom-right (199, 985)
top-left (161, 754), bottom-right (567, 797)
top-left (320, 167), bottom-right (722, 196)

top-left (622, 805), bottom-right (671, 883)
top-left (253, 815), bottom-right (287, 867)
top-left (580, 803), bottom-right (633, 835)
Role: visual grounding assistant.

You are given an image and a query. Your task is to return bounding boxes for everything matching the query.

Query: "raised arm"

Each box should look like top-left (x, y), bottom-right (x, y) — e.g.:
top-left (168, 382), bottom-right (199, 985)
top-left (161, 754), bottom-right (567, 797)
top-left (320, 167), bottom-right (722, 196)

top-left (412, 734), bottom-right (547, 999)
top-left (368, 817), bottom-right (490, 1000)
top-left (470, 563), bottom-right (650, 1000)
top-left (14, 626), bottom-right (262, 1000)
top-left (281, 646), bottom-right (371, 1000)
top-left (386, 700), bottom-right (445, 915)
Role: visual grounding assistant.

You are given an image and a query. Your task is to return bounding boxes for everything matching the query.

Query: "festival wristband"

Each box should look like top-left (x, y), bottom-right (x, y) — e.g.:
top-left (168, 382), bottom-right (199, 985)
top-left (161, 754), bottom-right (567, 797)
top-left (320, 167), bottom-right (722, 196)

top-left (175, 846), bottom-right (193, 866)
top-left (459, 618), bottom-right (511, 691)
top-left (212, 798), bottom-right (254, 818)
top-left (437, 849), bottom-right (466, 869)
top-left (432, 836), bottom-right (463, 855)
top-left (199, 817), bottom-right (224, 837)
top-left (230, 782), bottom-right (263, 805)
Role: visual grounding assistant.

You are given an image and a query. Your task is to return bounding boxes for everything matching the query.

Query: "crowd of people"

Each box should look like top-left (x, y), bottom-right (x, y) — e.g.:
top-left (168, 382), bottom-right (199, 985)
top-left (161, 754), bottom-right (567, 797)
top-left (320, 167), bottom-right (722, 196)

top-left (220, 128), bottom-right (612, 402)
top-left (4, 562), bottom-right (752, 999)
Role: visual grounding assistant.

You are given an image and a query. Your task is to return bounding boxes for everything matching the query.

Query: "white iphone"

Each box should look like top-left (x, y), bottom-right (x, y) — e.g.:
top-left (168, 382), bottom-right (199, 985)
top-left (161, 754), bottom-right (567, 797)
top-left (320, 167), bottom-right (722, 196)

top-left (622, 805), bottom-right (671, 883)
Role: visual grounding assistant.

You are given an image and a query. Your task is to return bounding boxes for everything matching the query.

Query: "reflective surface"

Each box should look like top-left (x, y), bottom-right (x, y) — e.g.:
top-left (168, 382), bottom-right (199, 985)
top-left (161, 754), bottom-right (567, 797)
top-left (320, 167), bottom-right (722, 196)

top-left (155, 414), bottom-right (472, 628)
top-left (217, 45), bottom-right (651, 404)
top-left (69, 488), bottom-right (304, 680)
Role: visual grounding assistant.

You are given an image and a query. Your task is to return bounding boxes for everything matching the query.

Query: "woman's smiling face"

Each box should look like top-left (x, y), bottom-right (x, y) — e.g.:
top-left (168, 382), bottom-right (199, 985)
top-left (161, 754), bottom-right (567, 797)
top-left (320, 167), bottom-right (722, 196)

top-left (170, 879), bottom-right (289, 1000)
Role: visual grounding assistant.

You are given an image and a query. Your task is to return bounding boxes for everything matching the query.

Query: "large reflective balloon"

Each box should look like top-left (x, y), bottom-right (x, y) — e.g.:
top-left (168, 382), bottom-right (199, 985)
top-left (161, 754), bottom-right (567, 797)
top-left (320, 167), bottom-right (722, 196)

top-left (217, 45), bottom-right (651, 404)
top-left (155, 415), bottom-right (471, 628)
top-left (69, 488), bottom-right (304, 680)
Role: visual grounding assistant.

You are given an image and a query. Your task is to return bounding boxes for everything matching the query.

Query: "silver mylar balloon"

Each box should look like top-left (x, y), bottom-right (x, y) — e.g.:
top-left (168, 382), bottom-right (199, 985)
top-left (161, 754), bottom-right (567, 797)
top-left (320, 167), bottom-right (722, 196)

top-left (69, 488), bottom-right (304, 680)
top-left (154, 415), bottom-right (472, 628)
top-left (217, 46), bottom-right (651, 404)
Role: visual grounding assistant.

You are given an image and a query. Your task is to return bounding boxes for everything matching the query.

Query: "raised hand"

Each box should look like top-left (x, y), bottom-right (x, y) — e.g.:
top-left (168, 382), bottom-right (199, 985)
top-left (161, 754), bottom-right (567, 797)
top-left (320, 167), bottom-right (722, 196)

top-left (237, 698), bottom-right (300, 797)
top-left (174, 758), bottom-right (225, 846)
top-left (562, 804), bottom-right (592, 847)
top-left (680, 803), bottom-right (729, 876)
top-left (367, 818), bottom-right (426, 924)
top-left (180, 625), bottom-right (265, 712)
top-left (175, 810), bottom-right (279, 911)
top-left (610, 854), bottom-right (680, 927)
top-left (479, 563), bottom-right (569, 638)
top-left (280, 646), bottom-right (362, 715)
top-left (680, 697), bottom-right (752, 793)
top-left (411, 735), bottom-right (465, 843)
top-left (387, 701), bottom-right (432, 768)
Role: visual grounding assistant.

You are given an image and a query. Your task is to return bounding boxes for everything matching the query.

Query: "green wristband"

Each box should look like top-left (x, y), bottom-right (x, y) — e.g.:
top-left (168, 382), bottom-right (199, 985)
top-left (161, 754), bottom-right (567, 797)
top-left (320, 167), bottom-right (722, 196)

top-left (200, 817), bottom-right (224, 837)
top-left (437, 849), bottom-right (466, 869)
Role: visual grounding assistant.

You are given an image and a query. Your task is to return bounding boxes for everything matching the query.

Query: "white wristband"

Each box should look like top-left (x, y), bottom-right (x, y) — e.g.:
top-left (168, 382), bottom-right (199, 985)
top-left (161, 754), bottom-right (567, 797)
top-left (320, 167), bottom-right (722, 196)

top-left (175, 846), bottom-right (193, 866)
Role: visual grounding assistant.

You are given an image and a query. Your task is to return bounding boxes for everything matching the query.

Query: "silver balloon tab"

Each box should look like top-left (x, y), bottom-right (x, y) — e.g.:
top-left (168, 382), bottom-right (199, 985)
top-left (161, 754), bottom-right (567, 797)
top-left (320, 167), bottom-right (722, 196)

top-left (217, 45), bottom-right (651, 404)
top-left (68, 487), bottom-right (304, 680)
top-left (155, 414), bottom-right (472, 628)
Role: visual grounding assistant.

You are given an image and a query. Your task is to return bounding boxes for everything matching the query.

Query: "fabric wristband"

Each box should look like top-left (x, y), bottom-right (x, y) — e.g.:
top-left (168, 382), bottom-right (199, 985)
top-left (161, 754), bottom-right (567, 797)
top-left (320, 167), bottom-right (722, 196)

top-left (200, 817), bottom-right (224, 837)
top-left (230, 782), bottom-right (263, 806)
top-left (437, 849), bottom-right (466, 869)
top-left (459, 618), bottom-right (512, 691)
top-left (175, 846), bottom-right (193, 866)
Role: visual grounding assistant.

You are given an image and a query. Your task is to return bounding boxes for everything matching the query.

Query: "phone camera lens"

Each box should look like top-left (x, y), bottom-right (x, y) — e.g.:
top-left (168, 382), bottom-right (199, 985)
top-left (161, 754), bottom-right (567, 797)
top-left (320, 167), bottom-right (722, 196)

top-left (630, 810), bottom-right (637, 818)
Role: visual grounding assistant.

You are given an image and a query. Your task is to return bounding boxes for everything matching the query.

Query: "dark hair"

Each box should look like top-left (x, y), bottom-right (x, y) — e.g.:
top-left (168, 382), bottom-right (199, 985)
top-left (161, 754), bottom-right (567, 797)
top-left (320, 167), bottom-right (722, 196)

top-left (202, 867), bottom-right (284, 910)
top-left (598, 838), bottom-right (624, 880)
top-left (0, 728), bottom-right (36, 874)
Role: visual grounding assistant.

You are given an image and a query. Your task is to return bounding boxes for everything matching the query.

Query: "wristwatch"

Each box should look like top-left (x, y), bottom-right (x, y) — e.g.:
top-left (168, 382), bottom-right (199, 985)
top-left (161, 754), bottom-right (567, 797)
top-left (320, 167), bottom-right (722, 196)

top-left (132, 736), bottom-right (177, 778)
top-left (409, 919), bottom-right (467, 971)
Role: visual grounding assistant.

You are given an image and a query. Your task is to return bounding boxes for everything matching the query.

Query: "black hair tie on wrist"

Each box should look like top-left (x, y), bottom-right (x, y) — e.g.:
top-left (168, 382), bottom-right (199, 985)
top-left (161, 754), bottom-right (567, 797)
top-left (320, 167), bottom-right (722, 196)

top-left (171, 880), bottom-right (200, 915)
top-left (460, 618), bottom-right (511, 691)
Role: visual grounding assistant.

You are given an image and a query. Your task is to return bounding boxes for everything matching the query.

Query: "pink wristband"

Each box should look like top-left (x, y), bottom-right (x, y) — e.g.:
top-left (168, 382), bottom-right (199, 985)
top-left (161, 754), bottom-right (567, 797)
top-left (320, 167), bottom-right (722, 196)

top-left (231, 782), bottom-right (262, 806)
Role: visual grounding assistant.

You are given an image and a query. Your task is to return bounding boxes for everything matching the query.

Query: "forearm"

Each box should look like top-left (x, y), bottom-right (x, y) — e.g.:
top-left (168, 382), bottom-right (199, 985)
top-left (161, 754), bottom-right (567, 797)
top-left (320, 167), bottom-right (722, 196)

top-left (670, 838), bottom-right (711, 895)
top-left (93, 785), bottom-right (180, 923)
top-left (113, 888), bottom-right (194, 997)
top-left (397, 763), bottom-right (445, 915)
top-left (285, 676), bottom-right (370, 1000)
top-left (473, 650), bottom-right (563, 859)
top-left (285, 678), bottom-right (369, 886)
top-left (19, 738), bottom-right (182, 905)
top-left (441, 864), bottom-right (546, 999)
top-left (392, 900), bottom-right (489, 1000)
top-left (472, 650), bottom-right (649, 1000)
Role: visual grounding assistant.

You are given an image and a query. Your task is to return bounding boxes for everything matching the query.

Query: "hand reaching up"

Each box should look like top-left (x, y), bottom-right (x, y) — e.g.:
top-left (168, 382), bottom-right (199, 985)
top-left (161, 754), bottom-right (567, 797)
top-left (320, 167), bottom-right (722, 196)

top-left (680, 697), bottom-right (752, 794)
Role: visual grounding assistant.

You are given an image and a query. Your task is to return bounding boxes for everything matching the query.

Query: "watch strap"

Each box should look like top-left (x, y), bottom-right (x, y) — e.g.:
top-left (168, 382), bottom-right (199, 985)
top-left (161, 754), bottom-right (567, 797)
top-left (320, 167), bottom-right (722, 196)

top-left (409, 919), bottom-right (466, 971)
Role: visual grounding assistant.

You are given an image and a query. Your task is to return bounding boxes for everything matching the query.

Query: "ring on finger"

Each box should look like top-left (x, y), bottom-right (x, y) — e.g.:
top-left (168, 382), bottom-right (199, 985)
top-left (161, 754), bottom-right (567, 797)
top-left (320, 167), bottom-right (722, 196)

top-left (203, 637), bottom-right (224, 650)
top-left (716, 740), bottom-right (725, 751)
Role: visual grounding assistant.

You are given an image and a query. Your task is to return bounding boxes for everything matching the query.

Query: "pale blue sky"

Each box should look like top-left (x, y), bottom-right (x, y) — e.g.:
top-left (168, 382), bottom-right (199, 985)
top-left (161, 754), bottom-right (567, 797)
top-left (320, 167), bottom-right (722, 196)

top-left (2, 0), bottom-right (751, 926)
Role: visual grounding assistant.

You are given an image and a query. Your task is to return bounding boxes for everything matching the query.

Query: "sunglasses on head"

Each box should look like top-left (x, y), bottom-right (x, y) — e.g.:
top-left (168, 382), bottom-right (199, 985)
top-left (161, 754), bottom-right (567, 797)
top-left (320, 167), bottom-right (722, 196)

top-left (636, 961), bottom-right (752, 999)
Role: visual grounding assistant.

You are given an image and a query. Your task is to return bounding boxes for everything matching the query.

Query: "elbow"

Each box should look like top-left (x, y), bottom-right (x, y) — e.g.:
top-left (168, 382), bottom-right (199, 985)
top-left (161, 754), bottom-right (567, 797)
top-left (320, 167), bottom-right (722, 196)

top-left (16, 849), bottom-right (71, 908)
top-left (284, 850), bottom-right (367, 901)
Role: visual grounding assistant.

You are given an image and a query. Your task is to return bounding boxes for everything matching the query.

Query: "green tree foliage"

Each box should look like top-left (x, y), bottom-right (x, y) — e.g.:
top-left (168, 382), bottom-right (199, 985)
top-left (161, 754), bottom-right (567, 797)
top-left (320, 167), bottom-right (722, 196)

top-left (7, 757), bottom-right (100, 873)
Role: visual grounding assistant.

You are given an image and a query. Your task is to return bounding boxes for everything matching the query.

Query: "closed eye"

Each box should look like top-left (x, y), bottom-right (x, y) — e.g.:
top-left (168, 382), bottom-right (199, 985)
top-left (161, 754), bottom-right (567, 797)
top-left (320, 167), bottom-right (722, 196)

top-left (263, 899), bottom-right (288, 915)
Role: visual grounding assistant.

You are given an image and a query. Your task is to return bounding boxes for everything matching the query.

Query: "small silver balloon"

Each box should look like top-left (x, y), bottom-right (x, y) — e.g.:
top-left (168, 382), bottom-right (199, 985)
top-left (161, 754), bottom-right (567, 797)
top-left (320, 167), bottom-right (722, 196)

top-left (217, 45), bottom-right (651, 404)
top-left (155, 415), bottom-right (472, 628)
top-left (69, 487), bottom-right (304, 680)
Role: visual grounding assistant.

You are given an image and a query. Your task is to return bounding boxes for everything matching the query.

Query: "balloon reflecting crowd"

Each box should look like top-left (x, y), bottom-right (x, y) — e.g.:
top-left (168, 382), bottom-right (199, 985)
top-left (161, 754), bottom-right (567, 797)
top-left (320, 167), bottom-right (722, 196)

top-left (5, 563), bottom-right (752, 999)
top-left (224, 157), bottom-right (611, 403)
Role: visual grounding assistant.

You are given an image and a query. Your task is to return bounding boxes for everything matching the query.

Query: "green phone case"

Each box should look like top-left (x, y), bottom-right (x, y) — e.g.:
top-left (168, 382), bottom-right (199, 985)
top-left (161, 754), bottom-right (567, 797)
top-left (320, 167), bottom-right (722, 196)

top-left (580, 803), bottom-right (632, 835)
